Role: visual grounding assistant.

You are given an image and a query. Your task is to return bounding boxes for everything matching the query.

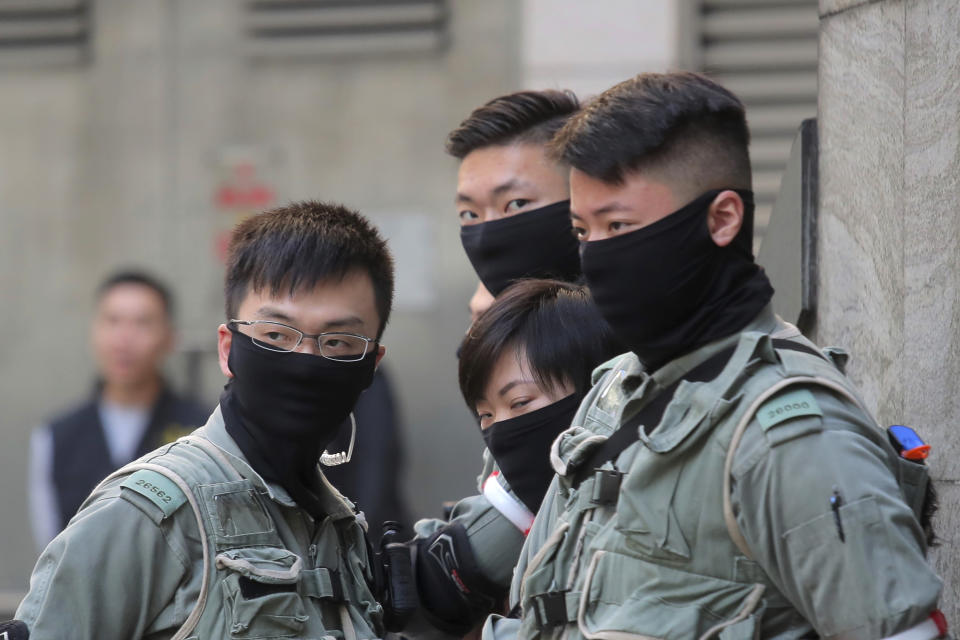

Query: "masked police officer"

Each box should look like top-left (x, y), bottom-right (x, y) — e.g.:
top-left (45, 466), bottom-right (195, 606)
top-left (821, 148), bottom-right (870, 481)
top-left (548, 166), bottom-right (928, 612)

top-left (17, 202), bottom-right (393, 639)
top-left (486, 72), bottom-right (948, 640)
top-left (393, 90), bottom-right (588, 637)
top-left (455, 90), bottom-right (583, 323)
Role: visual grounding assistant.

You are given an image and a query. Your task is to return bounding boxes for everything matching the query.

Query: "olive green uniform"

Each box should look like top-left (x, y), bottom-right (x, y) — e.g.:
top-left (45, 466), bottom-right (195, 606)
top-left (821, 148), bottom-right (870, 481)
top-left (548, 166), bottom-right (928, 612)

top-left (17, 407), bottom-right (384, 640)
top-left (485, 307), bottom-right (942, 640)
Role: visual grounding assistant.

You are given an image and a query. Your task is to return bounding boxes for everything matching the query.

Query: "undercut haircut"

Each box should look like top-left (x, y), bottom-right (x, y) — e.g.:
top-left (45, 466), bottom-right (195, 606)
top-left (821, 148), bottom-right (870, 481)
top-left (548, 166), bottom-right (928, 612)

top-left (98, 269), bottom-right (174, 320)
top-left (224, 201), bottom-right (395, 339)
top-left (445, 89), bottom-right (580, 159)
top-left (550, 72), bottom-right (752, 196)
top-left (458, 279), bottom-right (623, 410)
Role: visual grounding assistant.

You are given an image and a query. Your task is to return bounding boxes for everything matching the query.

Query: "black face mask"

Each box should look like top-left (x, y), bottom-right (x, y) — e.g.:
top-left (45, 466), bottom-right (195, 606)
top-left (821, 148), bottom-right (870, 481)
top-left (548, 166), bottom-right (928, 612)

top-left (460, 200), bottom-right (581, 296)
top-left (480, 393), bottom-right (580, 513)
top-left (580, 189), bottom-right (774, 369)
top-left (220, 328), bottom-right (377, 520)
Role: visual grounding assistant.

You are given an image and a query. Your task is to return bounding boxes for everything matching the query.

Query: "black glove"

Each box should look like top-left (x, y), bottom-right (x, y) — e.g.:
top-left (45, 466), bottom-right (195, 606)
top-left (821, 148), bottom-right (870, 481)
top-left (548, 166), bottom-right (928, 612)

top-left (414, 522), bottom-right (508, 636)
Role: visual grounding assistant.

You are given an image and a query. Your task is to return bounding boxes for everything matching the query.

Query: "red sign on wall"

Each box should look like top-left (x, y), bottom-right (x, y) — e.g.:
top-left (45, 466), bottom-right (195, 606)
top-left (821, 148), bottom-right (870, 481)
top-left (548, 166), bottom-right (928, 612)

top-left (214, 162), bottom-right (275, 211)
top-left (212, 152), bottom-right (280, 263)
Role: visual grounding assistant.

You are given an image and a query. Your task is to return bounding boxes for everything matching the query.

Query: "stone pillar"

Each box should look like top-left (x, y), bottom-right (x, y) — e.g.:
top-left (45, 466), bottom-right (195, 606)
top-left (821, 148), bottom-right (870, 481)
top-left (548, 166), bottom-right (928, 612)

top-left (817, 0), bottom-right (960, 622)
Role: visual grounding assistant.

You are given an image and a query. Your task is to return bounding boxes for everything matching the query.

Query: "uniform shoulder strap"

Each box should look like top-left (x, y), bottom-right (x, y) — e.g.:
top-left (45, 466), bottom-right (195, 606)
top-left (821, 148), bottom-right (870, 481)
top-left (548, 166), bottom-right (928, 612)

top-left (570, 345), bottom-right (736, 487)
top-left (721, 373), bottom-right (873, 560)
top-left (91, 461), bottom-right (209, 640)
top-left (571, 339), bottom-right (824, 488)
top-left (89, 436), bottom-right (246, 640)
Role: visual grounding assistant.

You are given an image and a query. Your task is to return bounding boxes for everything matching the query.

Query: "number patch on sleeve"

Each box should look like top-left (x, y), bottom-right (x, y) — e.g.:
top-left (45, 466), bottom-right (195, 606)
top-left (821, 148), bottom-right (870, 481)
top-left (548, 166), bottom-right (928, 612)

top-left (757, 388), bottom-right (823, 430)
top-left (120, 469), bottom-right (187, 518)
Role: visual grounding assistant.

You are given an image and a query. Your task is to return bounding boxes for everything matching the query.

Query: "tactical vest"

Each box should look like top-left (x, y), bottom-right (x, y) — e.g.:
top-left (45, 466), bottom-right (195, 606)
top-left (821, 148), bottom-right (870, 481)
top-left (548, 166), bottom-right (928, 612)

top-left (87, 434), bottom-right (383, 640)
top-left (518, 331), bottom-right (923, 640)
top-left (50, 386), bottom-right (208, 529)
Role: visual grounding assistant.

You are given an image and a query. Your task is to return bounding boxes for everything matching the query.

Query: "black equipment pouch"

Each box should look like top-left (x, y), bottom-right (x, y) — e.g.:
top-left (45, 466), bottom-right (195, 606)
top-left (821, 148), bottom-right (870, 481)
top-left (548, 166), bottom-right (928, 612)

top-left (0, 620), bottom-right (29, 640)
top-left (378, 521), bottom-right (420, 632)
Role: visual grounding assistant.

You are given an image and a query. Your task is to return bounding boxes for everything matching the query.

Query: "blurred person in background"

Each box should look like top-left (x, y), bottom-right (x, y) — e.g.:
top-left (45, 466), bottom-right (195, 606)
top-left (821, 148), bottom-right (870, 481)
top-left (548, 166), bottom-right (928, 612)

top-left (28, 270), bottom-right (208, 549)
top-left (384, 90), bottom-right (608, 639)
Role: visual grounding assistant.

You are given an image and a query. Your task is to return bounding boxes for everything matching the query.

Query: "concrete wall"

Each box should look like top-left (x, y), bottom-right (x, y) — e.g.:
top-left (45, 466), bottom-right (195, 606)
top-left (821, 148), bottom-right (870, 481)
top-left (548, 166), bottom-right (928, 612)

top-left (817, 0), bottom-right (960, 622)
top-left (520, 0), bottom-right (681, 97)
top-left (0, 0), bottom-right (519, 592)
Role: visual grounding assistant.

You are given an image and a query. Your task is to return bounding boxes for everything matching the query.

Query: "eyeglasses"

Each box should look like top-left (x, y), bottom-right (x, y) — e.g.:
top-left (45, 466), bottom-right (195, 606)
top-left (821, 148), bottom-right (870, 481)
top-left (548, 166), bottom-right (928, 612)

top-left (229, 320), bottom-right (375, 362)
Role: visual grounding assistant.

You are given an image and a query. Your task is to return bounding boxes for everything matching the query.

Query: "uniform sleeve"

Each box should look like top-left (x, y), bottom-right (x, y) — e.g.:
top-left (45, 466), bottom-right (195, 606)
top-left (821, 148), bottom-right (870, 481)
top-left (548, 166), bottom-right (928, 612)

top-left (16, 482), bottom-right (192, 640)
top-left (28, 425), bottom-right (60, 551)
top-left (731, 387), bottom-right (942, 639)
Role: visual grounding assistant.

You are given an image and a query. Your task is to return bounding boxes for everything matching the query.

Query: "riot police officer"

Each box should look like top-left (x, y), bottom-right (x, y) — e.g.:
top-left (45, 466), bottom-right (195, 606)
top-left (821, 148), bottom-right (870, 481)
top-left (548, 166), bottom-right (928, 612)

top-left (487, 72), bottom-right (947, 640)
top-left (392, 90), bottom-right (590, 638)
top-left (17, 201), bottom-right (393, 639)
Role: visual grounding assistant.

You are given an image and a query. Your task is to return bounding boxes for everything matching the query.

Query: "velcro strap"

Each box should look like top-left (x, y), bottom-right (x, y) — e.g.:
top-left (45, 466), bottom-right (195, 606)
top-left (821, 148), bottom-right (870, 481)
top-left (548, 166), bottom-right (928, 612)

top-left (530, 590), bottom-right (579, 628)
top-left (299, 567), bottom-right (344, 602)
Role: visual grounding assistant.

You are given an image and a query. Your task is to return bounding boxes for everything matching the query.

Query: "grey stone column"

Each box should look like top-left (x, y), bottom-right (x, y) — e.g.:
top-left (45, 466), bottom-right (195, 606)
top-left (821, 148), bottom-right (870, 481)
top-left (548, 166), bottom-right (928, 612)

top-left (818, 0), bottom-right (960, 624)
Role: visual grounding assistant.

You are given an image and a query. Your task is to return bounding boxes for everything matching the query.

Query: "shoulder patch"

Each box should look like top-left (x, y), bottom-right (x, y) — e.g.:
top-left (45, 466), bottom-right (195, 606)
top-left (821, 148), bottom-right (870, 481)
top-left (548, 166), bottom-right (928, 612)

top-left (120, 469), bottom-right (187, 518)
top-left (757, 388), bottom-right (822, 430)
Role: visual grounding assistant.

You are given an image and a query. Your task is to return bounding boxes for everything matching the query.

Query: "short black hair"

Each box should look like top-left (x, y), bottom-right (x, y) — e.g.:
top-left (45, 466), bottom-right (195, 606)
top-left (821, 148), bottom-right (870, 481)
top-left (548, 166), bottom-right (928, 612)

top-left (224, 201), bottom-right (395, 339)
top-left (551, 72), bottom-right (752, 197)
top-left (458, 279), bottom-right (623, 410)
top-left (97, 270), bottom-right (174, 319)
top-left (446, 89), bottom-right (580, 159)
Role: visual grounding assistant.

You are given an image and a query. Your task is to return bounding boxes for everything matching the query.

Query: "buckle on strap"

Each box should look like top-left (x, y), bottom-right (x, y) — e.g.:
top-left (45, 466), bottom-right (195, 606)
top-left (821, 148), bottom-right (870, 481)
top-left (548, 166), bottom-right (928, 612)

top-left (299, 567), bottom-right (345, 602)
top-left (531, 590), bottom-right (570, 628)
top-left (590, 469), bottom-right (623, 506)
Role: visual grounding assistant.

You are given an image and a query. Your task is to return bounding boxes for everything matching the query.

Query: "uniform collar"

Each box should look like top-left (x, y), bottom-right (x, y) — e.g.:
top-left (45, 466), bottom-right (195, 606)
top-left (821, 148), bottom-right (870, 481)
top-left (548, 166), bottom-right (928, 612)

top-left (556, 305), bottom-right (792, 471)
top-left (617, 303), bottom-right (781, 382)
top-left (610, 304), bottom-right (785, 413)
top-left (197, 406), bottom-right (356, 521)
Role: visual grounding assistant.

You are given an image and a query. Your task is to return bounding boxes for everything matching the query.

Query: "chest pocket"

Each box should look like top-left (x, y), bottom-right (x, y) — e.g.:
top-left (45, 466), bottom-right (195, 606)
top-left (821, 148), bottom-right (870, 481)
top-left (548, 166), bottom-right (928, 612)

top-left (217, 547), bottom-right (310, 639)
top-left (199, 481), bottom-right (323, 639)
top-left (577, 548), bottom-right (767, 640)
top-left (199, 480), bottom-right (280, 549)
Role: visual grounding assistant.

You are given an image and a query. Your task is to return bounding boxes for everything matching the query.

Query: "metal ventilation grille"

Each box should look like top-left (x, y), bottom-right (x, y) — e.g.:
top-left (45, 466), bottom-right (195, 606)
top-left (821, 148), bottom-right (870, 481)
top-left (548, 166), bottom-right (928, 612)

top-left (245, 0), bottom-right (449, 60)
top-left (0, 0), bottom-right (89, 67)
top-left (700, 0), bottom-right (818, 237)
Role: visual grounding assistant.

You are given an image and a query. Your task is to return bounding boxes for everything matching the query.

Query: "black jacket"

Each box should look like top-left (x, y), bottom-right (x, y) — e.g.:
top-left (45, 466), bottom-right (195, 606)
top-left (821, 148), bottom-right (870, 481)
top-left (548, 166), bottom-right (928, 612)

top-left (49, 384), bottom-right (210, 529)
